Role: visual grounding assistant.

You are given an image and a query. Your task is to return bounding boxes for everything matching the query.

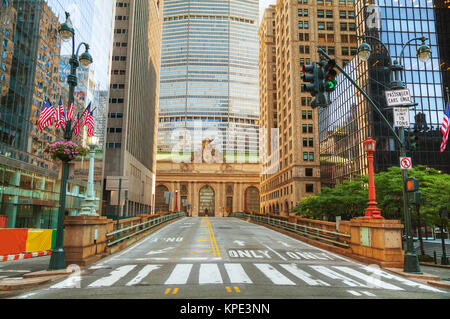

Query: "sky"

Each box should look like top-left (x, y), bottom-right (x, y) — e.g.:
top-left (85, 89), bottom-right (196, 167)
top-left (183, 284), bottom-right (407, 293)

top-left (259, 0), bottom-right (277, 24)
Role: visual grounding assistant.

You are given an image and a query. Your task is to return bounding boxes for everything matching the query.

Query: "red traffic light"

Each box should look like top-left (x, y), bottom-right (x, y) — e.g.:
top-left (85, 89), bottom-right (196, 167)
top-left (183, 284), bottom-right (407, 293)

top-left (406, 178), bottom-right (419, 192)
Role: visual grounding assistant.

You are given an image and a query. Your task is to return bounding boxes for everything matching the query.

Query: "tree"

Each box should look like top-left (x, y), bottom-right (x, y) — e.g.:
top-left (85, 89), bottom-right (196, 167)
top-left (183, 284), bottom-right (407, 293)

top-left (292, 166), bottom-right (450, 226)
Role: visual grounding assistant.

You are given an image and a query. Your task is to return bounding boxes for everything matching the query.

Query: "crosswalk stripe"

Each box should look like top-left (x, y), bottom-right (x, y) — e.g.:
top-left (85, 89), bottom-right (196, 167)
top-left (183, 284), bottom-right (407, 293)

top-left (224, 263), bottom-right (253, 284)
top-left (88, 265), bottom-right (136, 288)
top-left (347, 290), bottom-right (362, 296)
top-left (310, 265), bottom-right (366, 287)
top-left (50, 275), bottom-right (81, 289)
top-left (280, 264), bottom-right (330, 286)
top-left (165, 264), bottom-right (193, 285)
top-left (199, 264), bottom-right (223, 284)
top-left (254, 263), bottom-right (295, 285)
top-left (361, 291), bottom-right (376, 296)
top-left (333, 266), bottom-right (403, 291)
top-left (363, 266), bottom-right (443, 293)
top-left (126, 265), bottom-right (161, 286)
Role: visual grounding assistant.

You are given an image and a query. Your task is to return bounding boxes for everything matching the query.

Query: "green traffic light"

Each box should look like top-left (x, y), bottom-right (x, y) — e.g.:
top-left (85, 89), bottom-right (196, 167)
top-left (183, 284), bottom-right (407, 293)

top-left (326, 79), bottom-right (337, 90)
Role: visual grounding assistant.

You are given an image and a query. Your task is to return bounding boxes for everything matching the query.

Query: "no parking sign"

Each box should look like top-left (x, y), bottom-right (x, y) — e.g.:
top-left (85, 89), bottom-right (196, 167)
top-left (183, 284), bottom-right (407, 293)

top-left (400, 157), bottom-right (412, 170)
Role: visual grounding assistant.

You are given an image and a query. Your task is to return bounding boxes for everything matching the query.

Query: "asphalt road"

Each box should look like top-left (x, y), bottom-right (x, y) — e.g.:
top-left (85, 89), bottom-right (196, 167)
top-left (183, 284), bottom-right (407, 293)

top-left (9, 217), bottom-right (450, 299)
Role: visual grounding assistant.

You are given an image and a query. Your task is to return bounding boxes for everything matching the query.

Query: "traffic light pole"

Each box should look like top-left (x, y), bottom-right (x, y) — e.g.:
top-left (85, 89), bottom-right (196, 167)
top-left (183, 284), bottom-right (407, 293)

top-left (317, 48), bottom-right (421, 273)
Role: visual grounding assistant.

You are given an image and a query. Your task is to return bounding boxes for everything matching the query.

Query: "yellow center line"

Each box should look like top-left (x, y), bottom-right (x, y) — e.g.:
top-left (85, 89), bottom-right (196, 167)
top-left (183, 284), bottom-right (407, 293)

top-left (206, 216), bottom-right (221, 258)
top-left (234, 286), bottom-right (240, 293)
top-left (172, 288), bottom-right (179, 295)
top-left (225, 286), bottom-right (232, 293)
top-left (165, 288), bottom-right (171, 295)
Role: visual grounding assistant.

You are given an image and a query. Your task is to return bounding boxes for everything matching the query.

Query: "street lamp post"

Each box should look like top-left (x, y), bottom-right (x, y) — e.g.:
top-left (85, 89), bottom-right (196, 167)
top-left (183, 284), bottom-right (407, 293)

top-left (48, 12), bottom-right (93, 271)
top-left (317, 33), bottom-right (431, 274)
top-left (357, 35), bottom-right (431, 274)
top-left (79, 136), bottom-right (99, 216)
top-left (362, 138), bottom-right (383, 220)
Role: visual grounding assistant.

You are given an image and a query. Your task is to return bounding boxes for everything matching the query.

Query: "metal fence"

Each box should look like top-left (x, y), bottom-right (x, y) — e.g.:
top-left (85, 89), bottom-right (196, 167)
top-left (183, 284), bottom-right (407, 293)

top-left (230, 212), bottom-right (350, 248)
top-left (106, 212), bottom-right (186, 247)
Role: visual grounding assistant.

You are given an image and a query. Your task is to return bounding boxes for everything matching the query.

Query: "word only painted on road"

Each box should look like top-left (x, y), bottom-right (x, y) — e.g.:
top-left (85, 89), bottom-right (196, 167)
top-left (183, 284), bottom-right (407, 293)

top-left (227, 249), bottom-right (335, 260)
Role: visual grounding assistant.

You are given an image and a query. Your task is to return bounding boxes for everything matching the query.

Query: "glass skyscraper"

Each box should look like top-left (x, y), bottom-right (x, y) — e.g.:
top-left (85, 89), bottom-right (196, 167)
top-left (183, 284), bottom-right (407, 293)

top-left (0, 0), bottom-right (114, 228)
top-left (319, 0), bottom-right (450, 187)
top-left (157, 0), bottom-right (259, 160)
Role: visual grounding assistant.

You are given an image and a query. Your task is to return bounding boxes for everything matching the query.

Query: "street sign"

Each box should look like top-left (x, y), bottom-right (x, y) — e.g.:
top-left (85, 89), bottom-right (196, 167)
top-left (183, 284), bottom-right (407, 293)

top-left (400, 157), bottom-right (412, 170)
top-left (106, 176), bottom-right (129, 191)
top-left (393, 107), bottom-right (410, 127)
top-left (385, 89), bottom-right (412, 107)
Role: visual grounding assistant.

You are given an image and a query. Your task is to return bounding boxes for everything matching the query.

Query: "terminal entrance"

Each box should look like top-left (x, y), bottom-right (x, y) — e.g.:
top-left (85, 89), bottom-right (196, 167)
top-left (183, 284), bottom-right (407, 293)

top-left (199, 186), bottom-right (214, 216)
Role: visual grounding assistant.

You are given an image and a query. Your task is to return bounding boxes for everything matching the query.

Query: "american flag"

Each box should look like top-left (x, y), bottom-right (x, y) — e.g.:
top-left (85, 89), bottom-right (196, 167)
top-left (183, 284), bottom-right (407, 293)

top-left (64, 102), bottom-right (74, 124)
top-left (81, 102), bottom-right (91, 127)
top-left (55, 98), bottom-right (66, 129)
top-left (86, 109), bottom-right (95, 137)
top-left (73, 113), bottom-right (80, 137)
top-left (37, 99), bottom-right (55, 132)
top-left (440, 102), bottom-right (449, 153)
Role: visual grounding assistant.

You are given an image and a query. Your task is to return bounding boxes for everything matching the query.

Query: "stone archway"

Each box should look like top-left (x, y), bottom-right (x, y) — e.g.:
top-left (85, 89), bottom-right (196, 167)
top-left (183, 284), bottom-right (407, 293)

top-left (199, 186), bottom-right (215, 216)
top-left (155, 185), bottom-right (169, 213)
top-left (245, 186), bottom-right (260, 213)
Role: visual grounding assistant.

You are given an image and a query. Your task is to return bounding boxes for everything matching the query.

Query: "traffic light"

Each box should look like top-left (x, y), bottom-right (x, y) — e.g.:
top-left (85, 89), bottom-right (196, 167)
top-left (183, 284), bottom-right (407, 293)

top-left (406, 178), bottom-right (419, 192)
top-left (406, 178), bottom-right (420, 205)
top-left (408, 128), bottom-right (420, 151)
top-left (322, 59), bottom-right (338, 93)
top-left (301, 63), bottom-right (319, 97)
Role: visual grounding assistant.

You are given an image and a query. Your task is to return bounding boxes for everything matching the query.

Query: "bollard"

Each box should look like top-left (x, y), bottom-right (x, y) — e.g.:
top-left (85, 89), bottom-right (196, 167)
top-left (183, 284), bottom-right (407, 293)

top-left (434, 251), bottom-right (437, 264)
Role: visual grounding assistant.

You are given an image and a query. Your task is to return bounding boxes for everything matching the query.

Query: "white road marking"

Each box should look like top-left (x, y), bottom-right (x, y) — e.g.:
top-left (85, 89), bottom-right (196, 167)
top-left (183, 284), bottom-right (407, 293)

top-left (361, 291), bottom-right (376, 297)
top-left (199, 264), bottom-right (223, 284)
top-left (180, 257), bottom-right (222, 261)
top-left (126, 265), bottom-right (161, 286)
top-left (136, 258), bottom-right (169, 261)
top-left (233, 240), bottom-right (245, 246)
top-left (261, 244), bottom-right (287, 261)
top-left (254, 263), bottom-right (295, 285)
top-left (278, 241), bottom-right (292, 247)
top-left (280, 264), bottom-right (330, 286)
top-left (363, 266), bottom-right (444, 293)
top-left (333, 266), bottom-right (403, 291)
top-left (88, 265), bottom-right (136, 288)
top-left (310, 266), bottom-right (366, 287)
top-left (224, 263), bottom-right (253, 284)
top-left (50, 274), bottom-right (82, 289)
top-left (0, 270), bottom-right (31, 273)
top-left (146, 247), bottom-right (175, 255)
top-left (165, 264), bottom-right (193, 285)
top-left (348, 290), bottom-right (362, 296)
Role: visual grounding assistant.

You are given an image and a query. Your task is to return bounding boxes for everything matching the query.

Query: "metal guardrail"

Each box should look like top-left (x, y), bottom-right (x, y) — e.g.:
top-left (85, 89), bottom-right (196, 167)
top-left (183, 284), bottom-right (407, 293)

top-left (106, 212), bottom-right (186, 247)
top-left (230, 212), bottom-right (350, 248)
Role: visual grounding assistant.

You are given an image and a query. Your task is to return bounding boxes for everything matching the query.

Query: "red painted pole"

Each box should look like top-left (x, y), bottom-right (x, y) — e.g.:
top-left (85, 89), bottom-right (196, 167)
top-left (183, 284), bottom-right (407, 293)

top-left (363, 138), bottom-right (384, 219)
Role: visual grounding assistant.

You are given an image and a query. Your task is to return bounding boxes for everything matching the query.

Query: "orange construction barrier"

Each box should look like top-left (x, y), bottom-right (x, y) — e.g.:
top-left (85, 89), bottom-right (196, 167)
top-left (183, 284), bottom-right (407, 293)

top-left (0, 229), bottom-right (28, 255)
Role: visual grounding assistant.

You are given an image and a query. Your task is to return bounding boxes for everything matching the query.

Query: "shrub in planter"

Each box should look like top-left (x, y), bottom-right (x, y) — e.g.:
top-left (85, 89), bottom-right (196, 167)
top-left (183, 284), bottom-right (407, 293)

top-left (418, 254), bottom-right (434, 262)
top-left (44, 141), bottom-right (88, 162)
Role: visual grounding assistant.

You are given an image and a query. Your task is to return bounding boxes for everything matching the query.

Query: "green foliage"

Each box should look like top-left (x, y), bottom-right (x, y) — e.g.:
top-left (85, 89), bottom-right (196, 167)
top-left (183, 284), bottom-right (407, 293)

top-left (292, 165), bottom-right (450, 224)
top-left (417, 254), bottom-right (434, 262)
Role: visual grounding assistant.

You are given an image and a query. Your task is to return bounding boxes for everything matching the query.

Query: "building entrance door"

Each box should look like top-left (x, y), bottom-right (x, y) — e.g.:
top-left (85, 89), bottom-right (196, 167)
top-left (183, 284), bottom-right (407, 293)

top-left (199, 186), bottom-right (214, 216)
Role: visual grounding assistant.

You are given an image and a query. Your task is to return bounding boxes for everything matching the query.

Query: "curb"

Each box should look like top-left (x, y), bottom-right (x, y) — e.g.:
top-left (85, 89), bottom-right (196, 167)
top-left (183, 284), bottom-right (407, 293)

top-left (419, 262), bottom-right (450, 269)
top-left (0, 251), bottom-right (52, 262)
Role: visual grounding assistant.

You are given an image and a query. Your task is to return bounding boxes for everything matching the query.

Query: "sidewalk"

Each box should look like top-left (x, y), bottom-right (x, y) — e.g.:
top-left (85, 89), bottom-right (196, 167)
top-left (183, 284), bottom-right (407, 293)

top-left (413, 239), bottom-right (450, 260)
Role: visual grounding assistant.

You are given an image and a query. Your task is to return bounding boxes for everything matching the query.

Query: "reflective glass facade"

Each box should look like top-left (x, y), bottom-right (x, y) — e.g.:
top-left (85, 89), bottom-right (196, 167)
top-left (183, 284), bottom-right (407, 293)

top-left (319, 0), bottom-right (450, 187)
top-left (0, 0), bottom-right (113, 227)
top-left (158, 0), bottom-right (259, 158)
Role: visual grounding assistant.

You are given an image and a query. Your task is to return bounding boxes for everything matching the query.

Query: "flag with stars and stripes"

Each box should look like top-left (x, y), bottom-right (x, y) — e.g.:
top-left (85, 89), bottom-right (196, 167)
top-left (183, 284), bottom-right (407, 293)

top-left (55, 98), bottom-right (66, 129)
top-left (73, 113), bottom-right (80, 137)
top-left (86, 109), bottom-right (95, 137)
top-left (81, 102), bottom-right (91, 128)
top-left (64, 102), bottom-right (74, 124)
top-left (440, 102), bottom-right (449, 152)
top-left (37, 99), bottom-right (55, 132)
